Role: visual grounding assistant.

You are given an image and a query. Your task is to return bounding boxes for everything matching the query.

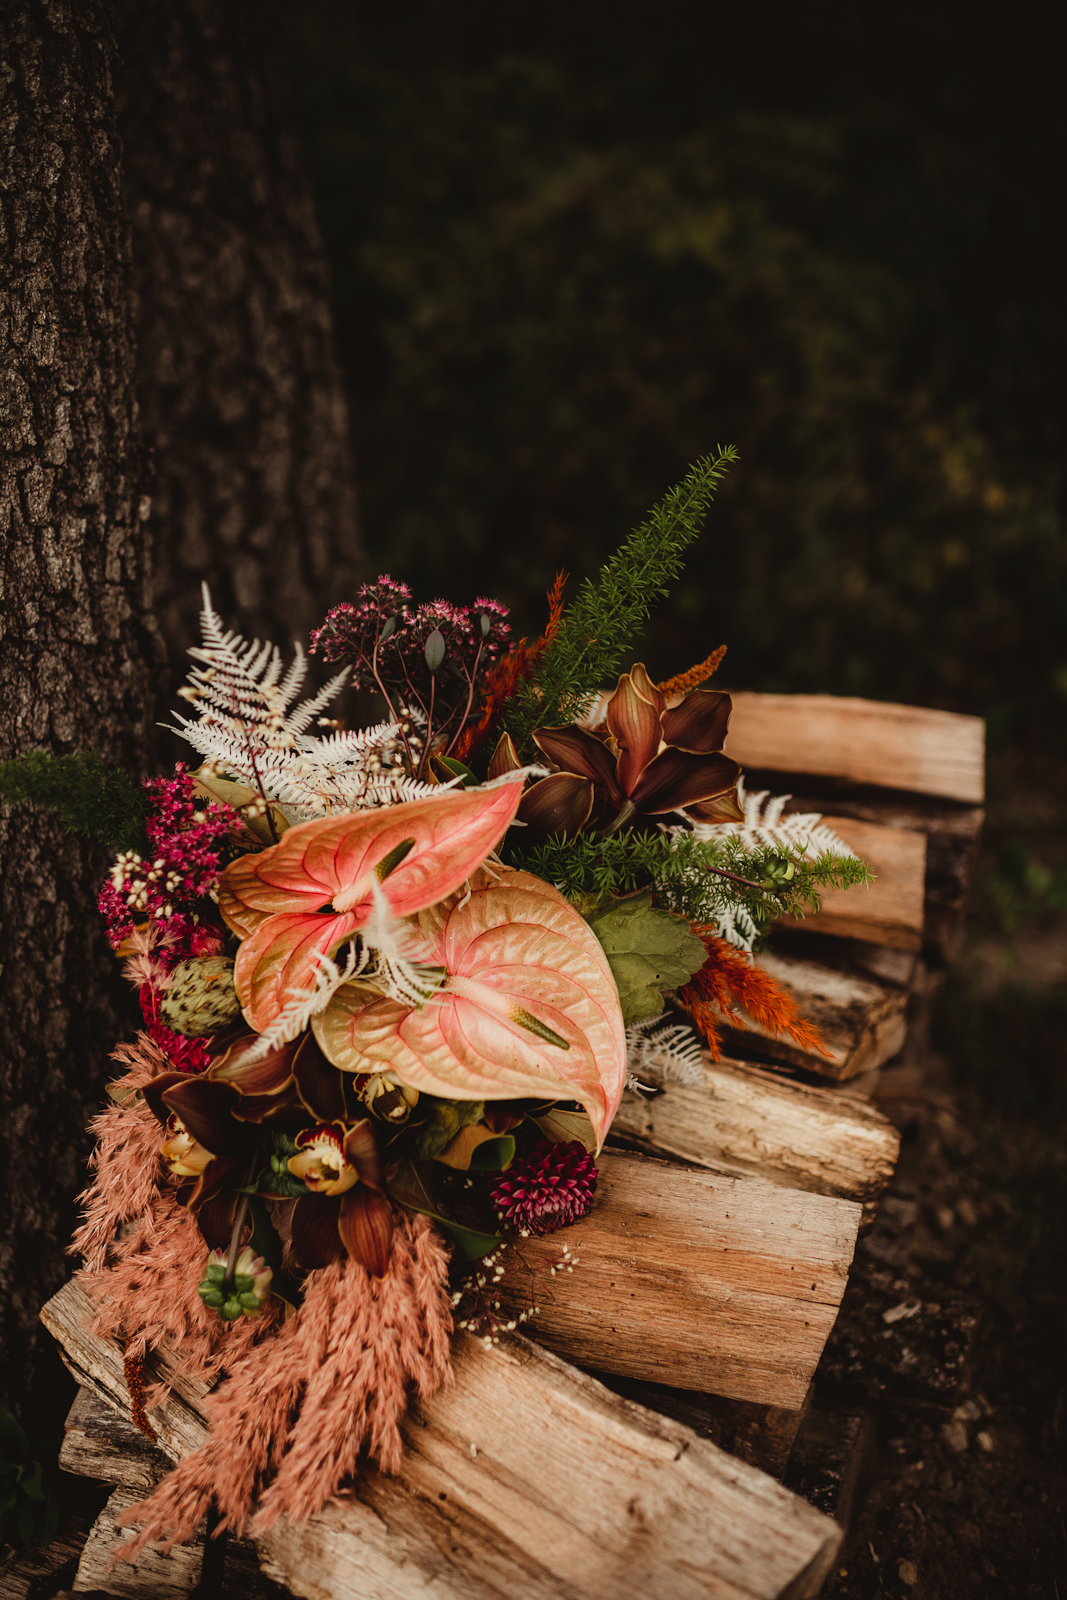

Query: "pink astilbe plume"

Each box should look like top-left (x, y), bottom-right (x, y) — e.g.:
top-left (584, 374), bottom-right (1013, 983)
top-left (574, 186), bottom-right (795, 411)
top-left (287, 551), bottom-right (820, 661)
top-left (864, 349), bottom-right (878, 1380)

top-left (117, 1212), bottom-right (453, 1559)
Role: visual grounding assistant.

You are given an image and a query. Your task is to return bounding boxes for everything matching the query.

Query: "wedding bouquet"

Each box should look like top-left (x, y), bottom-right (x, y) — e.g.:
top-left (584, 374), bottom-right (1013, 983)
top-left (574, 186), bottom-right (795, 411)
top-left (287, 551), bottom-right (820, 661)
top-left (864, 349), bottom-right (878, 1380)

top-left (2, 451), bottom-right (867, 1550)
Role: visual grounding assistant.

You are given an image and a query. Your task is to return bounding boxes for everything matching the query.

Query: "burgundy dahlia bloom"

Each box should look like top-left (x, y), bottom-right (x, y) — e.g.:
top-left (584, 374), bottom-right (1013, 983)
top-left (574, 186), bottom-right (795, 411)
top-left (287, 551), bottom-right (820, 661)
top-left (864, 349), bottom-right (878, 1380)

top-left (489, 1140), bottom-right (598, 1236)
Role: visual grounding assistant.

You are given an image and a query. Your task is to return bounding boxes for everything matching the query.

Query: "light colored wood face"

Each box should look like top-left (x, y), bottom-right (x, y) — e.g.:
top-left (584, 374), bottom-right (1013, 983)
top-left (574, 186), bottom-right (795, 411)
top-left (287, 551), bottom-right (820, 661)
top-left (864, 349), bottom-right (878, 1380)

top-left (723, 691), bottom-right (985, 804)
top-left (779, 816), bottom-right (927, 952)
top-left (495, 1152), bottom-right (860, 1411)
top-left (613, 1055), bottom-right (899, 1202)
top-left (47, 1281), bottom-right (842, 1600)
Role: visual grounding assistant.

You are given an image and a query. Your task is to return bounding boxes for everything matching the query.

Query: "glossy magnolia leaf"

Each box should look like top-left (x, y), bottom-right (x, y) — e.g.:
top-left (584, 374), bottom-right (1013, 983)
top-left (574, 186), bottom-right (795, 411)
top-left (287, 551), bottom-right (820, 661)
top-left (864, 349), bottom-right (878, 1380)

top-left (435, 1125), bottom-right (516, 1172)
top-left (314, 867), bottom-right (627, 1150)
top-left (532, 1107), bottom-right (597, 1153)
top-left (586, 890), bottom-right (708, 1026)
top-left (217, 780), bottom-right (525, 1032)
top-left (387, 1158), bottom-right (501, 1259)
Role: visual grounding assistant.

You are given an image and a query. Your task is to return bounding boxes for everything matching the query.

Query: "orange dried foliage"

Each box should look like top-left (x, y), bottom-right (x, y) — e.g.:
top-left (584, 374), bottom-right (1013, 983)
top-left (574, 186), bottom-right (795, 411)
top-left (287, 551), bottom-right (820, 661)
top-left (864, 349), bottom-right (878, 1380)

top-left (454, 572), bottom-right (567, 763)
top-left (656, 645), bottom-right (728, 702)
top-left (677, 926), bottom-right (830, 1061)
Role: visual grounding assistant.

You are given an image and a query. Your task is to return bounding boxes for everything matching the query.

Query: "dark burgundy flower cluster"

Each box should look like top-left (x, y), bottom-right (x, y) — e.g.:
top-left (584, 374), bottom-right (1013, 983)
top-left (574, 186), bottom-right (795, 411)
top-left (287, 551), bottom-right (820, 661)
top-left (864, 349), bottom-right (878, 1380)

top-left (489, 1139), bottom-right (598, 1236)
top-left (311, 577), bottom-right (511, 751)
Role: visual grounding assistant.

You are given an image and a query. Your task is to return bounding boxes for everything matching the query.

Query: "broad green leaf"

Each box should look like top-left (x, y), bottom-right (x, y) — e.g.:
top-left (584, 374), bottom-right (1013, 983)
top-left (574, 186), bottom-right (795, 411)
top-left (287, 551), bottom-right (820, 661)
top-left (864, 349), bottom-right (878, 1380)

top-left (586, 890), bottom-right (707, 1025)
top-left (387, 1158), bottom-right (501, 1259)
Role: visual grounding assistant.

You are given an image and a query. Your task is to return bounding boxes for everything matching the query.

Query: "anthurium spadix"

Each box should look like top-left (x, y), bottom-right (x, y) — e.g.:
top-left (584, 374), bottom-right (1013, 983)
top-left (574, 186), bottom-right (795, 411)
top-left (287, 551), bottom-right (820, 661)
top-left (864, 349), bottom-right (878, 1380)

top-left (312, 867), bottom-right (627, 1151)
top-left (217, 781), bottom-right (525, 1032)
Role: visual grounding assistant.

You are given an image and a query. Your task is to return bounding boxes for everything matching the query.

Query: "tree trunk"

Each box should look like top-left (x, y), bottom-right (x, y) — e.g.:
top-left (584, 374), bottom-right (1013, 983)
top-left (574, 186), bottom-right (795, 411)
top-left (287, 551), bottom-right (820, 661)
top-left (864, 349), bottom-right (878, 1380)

top-left (0, 0), bottom-right (156, 1427)
top-left (113, 0), bottom-right (361, 682)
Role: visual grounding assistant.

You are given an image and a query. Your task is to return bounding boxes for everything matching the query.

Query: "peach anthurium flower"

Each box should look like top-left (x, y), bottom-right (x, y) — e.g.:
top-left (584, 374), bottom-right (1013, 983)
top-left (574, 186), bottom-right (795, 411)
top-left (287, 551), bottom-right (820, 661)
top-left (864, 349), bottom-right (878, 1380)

top-left (312, 867), bottom-right (627, 1151)
top-left (217, 781), bottom-right (526, 1033)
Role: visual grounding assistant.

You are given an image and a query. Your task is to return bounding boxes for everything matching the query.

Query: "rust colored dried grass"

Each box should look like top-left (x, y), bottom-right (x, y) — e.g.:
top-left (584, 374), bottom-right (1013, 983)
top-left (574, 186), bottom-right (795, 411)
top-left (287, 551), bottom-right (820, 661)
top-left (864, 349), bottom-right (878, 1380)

top-left (679, 927), bottom-right (830, 1061)
top-left (656, 645), bottom-right (728, 701)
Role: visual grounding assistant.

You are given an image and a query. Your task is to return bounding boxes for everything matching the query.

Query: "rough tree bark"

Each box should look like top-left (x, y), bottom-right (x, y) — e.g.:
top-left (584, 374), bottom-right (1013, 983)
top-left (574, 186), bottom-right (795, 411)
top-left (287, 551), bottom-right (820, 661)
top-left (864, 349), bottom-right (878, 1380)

top-left (0, 1), bottom-right (157, 1425)
top-left (113, 0), bottom-right (361, 677)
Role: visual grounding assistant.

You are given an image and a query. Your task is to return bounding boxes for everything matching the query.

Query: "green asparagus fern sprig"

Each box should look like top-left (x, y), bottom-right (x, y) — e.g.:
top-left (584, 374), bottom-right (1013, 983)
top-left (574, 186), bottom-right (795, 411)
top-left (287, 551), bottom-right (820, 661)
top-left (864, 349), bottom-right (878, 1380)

top-left (508, 827), bottom-right (873, 940)
top-left (0, 750), bottom-right (149, 852)
top-left (504, 448), bottom-right (737, 756)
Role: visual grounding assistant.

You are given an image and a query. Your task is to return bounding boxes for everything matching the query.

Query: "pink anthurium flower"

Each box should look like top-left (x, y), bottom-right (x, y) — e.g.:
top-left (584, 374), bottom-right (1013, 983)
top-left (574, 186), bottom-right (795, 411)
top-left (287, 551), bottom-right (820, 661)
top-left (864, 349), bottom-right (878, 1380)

top-left (217, 781), bottom-right (525, 1033)
top-left (312, 867), bottom-right (627, 1151)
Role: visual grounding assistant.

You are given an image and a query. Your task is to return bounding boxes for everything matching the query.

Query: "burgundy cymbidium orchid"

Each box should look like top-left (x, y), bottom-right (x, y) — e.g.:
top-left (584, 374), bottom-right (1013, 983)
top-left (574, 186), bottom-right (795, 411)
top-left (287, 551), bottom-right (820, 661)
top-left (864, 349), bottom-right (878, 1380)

top-left (493, 663), bottom-right (745, 837)
top-left (287, 1118), bottom-right (394, 1277)
top-left (143, 1072), bottom-right (263, 1245)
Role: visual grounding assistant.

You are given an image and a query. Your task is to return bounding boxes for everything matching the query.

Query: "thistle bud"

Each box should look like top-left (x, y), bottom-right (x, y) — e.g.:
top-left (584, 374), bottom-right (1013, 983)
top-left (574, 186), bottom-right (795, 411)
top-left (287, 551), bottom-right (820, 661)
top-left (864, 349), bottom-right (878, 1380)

top-left (161, 956), bottom-right (242, 1036)
top-left (197, 1246), bottom-right (273, 1319)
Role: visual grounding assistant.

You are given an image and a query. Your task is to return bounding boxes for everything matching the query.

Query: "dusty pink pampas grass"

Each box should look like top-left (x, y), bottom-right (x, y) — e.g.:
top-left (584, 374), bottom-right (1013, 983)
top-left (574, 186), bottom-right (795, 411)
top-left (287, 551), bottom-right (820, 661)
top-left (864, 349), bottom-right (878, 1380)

top-left (69, 1036), bottom-right (169, 1274)
top-left (73, 1034), bottom-right (279, 1391)
top-left (85, 1189), bottom-right (280, 1387)
top-left (117, 1211), bottom-right (453, 1558)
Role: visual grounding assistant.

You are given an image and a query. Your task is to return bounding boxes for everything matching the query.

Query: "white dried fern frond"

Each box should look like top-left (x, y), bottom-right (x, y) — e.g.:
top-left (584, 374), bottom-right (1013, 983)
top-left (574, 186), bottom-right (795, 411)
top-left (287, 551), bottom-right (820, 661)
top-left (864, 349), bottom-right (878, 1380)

top-left (692, 780), bottom-right (857, 862)
top-left (357, 879), bottom-right (446, 1009)
top-left (170, 586), bottom-right (427, 818)
top-left (711, 901), bottom-right (760, 953)
top-left (228, 944), bottom-right (366, 1065)
top-left (625, 1015), bottom-right (706, 1089)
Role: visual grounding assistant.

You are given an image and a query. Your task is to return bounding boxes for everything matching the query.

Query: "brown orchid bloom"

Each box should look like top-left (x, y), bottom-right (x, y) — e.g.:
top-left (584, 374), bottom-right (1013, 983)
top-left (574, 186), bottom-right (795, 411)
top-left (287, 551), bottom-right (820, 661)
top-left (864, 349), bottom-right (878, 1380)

top-left (289, 1118), bottom-right (394, 1277)
top-left (144, 1073), bottom-right (262, 1242)
top-left (495, 663), bottom-right (745, 836)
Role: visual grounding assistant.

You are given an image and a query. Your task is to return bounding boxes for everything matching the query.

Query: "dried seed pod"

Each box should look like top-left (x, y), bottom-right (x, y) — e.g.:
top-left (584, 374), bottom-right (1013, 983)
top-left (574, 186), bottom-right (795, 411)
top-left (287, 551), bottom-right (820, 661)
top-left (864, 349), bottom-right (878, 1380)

top-left (161, 955), bottom-right (242, 1036)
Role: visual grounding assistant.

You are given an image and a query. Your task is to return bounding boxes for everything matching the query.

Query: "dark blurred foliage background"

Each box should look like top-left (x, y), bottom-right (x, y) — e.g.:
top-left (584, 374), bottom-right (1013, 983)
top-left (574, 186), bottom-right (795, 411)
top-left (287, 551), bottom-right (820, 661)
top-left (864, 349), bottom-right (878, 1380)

top-left (268, 12), bottom-right (1067, 1582)
top-left (281, 0), bottom-right (1065, 742)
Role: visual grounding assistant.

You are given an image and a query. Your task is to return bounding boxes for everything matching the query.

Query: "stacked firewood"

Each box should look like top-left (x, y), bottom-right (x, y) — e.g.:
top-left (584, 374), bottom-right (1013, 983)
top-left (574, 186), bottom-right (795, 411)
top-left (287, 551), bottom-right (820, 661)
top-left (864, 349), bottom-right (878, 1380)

top-left (32, 691), bottom-right (983, 1600)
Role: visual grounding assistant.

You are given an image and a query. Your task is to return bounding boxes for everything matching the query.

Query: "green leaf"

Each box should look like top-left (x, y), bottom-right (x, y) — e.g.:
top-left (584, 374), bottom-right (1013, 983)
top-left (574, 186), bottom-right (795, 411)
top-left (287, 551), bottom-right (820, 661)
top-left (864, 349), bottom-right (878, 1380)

top-left (247, 1195), bottom-right (304, 1311)
top-left (0, 1410), bottom-right (28, 1459)
top-left (586, 890), bottom-right (707, 1025)
top-left (532, 1107), bottom-right (597, 1152)
top-left (387, 1158), bottom-right (501, 1259)
top-left (430, 754), bottom-right (478, 787)
top-left (467, 1133), bottom-right (516, 1171)
top-left (408, 1098), bottom-right (485, 1161)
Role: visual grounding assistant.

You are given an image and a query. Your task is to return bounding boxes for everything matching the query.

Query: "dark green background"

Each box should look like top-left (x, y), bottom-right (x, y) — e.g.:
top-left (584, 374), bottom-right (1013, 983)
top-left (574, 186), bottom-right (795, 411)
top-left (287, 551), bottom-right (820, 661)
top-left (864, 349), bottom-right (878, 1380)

top-left (283, 0), bottom-right (1064, 741)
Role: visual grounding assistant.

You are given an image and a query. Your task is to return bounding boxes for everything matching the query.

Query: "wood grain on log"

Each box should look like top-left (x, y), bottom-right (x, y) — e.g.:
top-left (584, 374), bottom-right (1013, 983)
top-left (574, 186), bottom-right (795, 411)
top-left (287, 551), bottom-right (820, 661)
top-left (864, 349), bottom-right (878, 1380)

top-left (774, 790), bottom-right (985, 970)
top-left (74, 1482), bottom-right (281, 1599)
top-left (496, 1153), bottom-right (860, 1409)
top-left (779, 817), bottom-right (927, 952)
top-left (596, 1371), bottom-right (814, 1482)
top-left (724, 692), bottom-right (985, 804)
top-left (719, 950), bottom-right (909, 1081)
top-left (612, 1056), bottom-right (900, 1202)
top-left (42, 1282), bottom-right (843, 1600)
top-left (61, 1385), bottom-right (172, 1493)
